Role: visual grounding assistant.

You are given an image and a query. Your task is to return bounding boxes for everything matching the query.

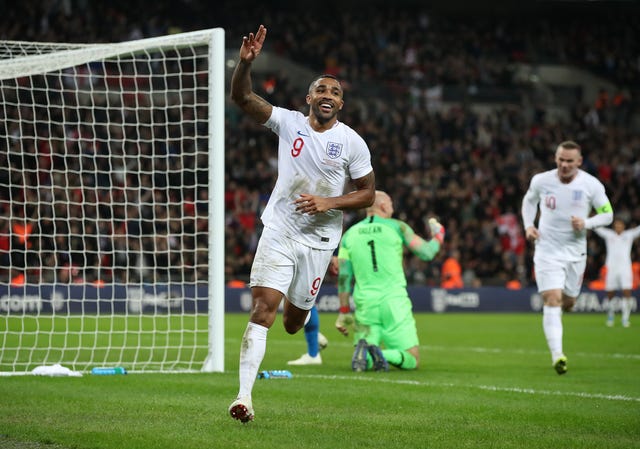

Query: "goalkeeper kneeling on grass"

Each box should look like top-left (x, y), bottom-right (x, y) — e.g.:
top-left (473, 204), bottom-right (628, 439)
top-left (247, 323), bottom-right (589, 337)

top-left (335, 190), bottom-right (445, 371)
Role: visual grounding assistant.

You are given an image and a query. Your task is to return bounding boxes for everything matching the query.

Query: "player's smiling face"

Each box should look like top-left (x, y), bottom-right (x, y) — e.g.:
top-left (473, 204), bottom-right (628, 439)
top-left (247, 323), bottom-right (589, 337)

top-left (307, 77), bottom-right (344, 124)
top-left (555, 147), bottom-right (582, 183)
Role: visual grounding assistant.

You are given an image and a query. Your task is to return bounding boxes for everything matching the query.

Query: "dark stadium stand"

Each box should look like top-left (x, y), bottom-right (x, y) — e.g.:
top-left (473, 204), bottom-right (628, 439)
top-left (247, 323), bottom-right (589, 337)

top-left (1, 0), bottom-right (639, 287)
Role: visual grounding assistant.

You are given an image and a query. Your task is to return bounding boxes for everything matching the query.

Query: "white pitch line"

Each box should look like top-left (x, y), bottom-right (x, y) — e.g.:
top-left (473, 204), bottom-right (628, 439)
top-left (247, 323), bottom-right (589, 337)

top-left (257, 338), bottom-right (640, 360)
top-left (423, 344), bottom-right (640, 360)
top-left (298, 374), bottom-right (640, 403)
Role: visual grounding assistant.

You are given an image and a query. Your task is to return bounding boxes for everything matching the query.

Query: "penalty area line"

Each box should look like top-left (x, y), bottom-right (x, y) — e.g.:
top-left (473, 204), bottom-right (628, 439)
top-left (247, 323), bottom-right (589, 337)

top-left (299, 374), bottom-right (640, 403)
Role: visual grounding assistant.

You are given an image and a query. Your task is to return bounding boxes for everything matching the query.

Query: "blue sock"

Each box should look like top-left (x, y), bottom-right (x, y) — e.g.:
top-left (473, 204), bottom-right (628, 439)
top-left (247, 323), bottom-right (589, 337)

top-left (304, 306), bottom-right (320, 357)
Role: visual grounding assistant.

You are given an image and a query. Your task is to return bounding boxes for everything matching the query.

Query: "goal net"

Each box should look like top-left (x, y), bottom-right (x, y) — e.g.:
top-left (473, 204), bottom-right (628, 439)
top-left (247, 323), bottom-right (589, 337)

top-left (0, 29), bottom-right (225, 374)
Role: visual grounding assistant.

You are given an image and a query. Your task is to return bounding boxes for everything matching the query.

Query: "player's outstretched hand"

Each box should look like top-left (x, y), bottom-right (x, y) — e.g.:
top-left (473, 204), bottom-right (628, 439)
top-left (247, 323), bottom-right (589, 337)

top-left (335, 312), bottom-right (354, 337)
top-left (239, 25), bottom-right (267, 63)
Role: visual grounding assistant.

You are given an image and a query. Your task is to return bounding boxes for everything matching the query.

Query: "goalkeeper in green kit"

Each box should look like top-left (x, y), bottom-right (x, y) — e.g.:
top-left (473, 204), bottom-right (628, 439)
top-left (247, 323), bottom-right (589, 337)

top-left (335, 190), bottom-right (445, 371)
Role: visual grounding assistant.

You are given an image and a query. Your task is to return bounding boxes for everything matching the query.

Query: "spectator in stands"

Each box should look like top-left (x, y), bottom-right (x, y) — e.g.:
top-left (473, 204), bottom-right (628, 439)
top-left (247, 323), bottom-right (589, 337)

top-left (1, 0), bottom-right (639, 293)
top-left (588, 266), bottom-right (607, 291)
top-left (441, 249), bottom-right (464, 289)
top-left (0, 216), bottom-right (11, 279)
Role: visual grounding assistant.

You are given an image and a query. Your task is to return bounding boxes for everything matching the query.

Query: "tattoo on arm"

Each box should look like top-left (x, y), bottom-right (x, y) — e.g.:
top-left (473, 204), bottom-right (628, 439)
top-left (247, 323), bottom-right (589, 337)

top-left (230, 62), bottom-right (273, 124)
top-left (353, 171), bottom-right (375, 193)
top-left (248, 94), bottom-right (272, 123)
top-left (236, 93), bottom-right (272, 124)
top-left (337, 170), bottom-right (375, 210)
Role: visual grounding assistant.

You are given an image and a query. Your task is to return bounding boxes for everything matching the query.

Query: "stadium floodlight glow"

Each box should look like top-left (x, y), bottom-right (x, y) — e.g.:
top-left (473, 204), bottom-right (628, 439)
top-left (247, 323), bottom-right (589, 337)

top-left (0, 29), bottom-right (225, 375)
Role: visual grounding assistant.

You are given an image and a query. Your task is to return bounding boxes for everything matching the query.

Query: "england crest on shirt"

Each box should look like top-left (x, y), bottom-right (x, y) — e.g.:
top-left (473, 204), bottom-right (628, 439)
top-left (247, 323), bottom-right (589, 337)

top-left (326, 142), bottom-right (343, 159)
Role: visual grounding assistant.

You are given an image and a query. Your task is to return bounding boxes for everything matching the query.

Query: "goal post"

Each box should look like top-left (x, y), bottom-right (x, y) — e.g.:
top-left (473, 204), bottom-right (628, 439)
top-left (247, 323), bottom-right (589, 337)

top-left (203, 29), bottom-right (225, 374)
top-left (0, 29), bottom-right (225, 374)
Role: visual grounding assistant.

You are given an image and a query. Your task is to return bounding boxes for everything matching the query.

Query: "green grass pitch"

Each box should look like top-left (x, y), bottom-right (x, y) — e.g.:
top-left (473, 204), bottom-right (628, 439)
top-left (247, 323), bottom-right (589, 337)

top-left (0, 312), bottom-right (638, 449)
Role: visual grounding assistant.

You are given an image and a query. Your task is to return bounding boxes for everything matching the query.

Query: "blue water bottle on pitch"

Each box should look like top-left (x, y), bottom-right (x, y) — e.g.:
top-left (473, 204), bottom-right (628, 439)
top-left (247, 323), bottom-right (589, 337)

top-left (91, 366), bottom-right (127, 375)
top-left (258, 370), bottom-right (292, 379)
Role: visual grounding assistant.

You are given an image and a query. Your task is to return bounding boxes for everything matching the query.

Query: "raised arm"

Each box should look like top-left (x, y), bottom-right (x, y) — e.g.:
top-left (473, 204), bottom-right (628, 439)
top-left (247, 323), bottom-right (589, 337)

top-left (401, 218), bottom-right (444, 262)
top-left (630, 225), bottom-right (640, 240)
top-left (230, 25), bottom-right (272, 124)
top-left (592, 227), bottom-right (609, 238)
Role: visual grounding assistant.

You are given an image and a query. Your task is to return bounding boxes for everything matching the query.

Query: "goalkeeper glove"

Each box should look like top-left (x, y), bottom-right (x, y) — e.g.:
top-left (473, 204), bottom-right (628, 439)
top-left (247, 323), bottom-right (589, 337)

top-left (428, 218), bottom-right (445, 245)
top-left (335, 306), bottom-right (354, 336)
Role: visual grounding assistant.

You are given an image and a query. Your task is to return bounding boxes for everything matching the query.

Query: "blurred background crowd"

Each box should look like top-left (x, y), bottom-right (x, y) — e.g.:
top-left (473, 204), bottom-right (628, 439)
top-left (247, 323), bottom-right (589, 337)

top-left (1, 0), bottom-right (639, 288)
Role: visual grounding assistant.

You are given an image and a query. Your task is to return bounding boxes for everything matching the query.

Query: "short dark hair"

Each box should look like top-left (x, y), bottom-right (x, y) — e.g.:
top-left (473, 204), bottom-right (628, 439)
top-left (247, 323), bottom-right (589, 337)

top-left (308, 74), bottom-right (341, 93)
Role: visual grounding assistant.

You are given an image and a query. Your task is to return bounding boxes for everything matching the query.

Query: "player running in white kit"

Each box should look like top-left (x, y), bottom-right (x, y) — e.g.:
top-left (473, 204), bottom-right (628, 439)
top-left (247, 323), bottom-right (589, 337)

top-left (228, 24), bottom-right (375, 422)
top-left (522, 141), bottom-right (613, 374)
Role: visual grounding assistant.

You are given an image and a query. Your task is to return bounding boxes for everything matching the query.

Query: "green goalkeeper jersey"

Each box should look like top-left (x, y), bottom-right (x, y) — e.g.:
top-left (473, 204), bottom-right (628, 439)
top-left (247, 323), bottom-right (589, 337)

top-left (338, 215), bottom-right (439, 308)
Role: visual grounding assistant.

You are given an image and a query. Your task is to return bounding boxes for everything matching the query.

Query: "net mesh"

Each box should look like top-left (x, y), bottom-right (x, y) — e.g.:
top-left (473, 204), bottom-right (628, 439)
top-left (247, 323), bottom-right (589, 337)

top-left (0, 30), bottom-right (220, 373)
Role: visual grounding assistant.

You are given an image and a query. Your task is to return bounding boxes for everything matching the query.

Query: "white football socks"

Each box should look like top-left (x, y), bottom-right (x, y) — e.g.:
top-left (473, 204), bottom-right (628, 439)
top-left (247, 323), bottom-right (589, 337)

top-left (543, 305), bottom-right (563, 362)
top-left (621, 297), bottom-right (632, 324)
top-left (238, 322), bottom-right (268, 398)
top-left (605, 298), bottom-right (615, 322)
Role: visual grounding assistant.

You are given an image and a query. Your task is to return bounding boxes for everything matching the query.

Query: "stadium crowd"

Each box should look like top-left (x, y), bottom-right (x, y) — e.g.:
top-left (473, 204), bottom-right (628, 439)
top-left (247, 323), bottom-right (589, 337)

top-left (1, 0), bottom-right (639, 287)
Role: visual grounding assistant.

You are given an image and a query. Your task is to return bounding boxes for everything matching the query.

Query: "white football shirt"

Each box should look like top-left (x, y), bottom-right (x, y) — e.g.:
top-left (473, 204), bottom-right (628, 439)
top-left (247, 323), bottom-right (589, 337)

top-left (522, 169), bottom-right (611, 261)
top-left (593, 226), bottom-right (640, 272)
top-left (260, 106), bottom-right (373, 250)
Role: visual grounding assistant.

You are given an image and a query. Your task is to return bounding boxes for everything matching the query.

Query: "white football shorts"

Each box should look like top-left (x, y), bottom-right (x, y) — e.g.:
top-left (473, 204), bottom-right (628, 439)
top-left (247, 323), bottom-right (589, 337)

top-left (250, 226), bottom-right (334, 310)
top-left (605, 265), bottom-right (633, 291)
top-left (533, 254), bottom-right (586, 298)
